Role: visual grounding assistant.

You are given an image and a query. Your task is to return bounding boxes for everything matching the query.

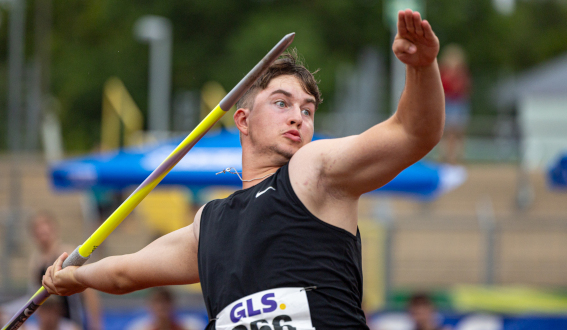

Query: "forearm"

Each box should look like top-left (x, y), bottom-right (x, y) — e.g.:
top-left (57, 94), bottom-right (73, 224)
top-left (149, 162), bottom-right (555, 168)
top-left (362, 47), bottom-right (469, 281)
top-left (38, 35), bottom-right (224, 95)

top-left (395, 60), bottom-right (445, 148)
top-left (75, 255), bottom-right (137, 295)
top-left (44, 226), bottom-right (199, 297)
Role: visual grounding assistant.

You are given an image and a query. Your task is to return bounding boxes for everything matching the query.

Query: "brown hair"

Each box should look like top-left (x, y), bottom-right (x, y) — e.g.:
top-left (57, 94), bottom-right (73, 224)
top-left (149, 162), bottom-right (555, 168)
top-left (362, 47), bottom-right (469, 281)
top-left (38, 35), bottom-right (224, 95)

top-left (150, 287), bottom-right (175, 304)
top-left (408, 292), bottom-right (434, 308)
top-left (236, 48), bottom-right (322, 111)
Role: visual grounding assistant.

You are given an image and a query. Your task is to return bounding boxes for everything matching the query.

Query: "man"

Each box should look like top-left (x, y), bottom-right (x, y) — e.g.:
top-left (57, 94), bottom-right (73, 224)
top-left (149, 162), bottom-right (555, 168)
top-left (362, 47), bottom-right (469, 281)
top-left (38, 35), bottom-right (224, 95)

top-left (43, 9), bottom-right (443, 330)
top-left (408, 293), bottom-right (451, 330)
top-left (126, 288), bottom-right (190, 330)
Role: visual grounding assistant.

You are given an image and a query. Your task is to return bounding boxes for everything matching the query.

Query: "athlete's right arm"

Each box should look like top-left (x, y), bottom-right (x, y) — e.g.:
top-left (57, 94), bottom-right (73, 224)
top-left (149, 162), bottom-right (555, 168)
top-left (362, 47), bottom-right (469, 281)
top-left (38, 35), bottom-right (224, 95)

top-left (42, 206), bottom-right (204, 296)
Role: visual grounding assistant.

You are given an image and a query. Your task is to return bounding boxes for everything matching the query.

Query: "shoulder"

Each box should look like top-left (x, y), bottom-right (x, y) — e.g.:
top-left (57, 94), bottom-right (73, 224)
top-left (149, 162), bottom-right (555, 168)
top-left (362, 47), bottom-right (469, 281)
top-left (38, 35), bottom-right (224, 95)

top-left (193, 193), bottom-right (237, 243)
top-left (288, 139), bottom-right (327, 178)
top-left (192, 204), bottom-right (207, 243)
top-left (290, 136), bottom-right (359, 175)
top-left (289, 136), bottom-right (357, 196)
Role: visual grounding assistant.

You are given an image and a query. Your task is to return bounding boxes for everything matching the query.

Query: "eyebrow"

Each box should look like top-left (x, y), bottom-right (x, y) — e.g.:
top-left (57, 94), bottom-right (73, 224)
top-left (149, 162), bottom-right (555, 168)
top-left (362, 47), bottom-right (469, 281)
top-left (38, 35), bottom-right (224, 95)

top-left (270, 89), bottom-right (316, 107)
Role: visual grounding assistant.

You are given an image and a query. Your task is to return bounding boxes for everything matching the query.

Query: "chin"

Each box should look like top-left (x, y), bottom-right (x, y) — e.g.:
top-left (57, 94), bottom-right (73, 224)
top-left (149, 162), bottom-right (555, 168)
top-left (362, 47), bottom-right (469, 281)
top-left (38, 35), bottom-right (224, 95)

top-left (269, 145), bottom-right (296, 162)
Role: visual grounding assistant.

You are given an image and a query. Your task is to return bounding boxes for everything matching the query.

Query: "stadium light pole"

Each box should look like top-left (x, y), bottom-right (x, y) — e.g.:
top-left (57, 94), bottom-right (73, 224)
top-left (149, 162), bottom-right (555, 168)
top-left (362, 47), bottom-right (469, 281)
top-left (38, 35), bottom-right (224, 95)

top-left (493, 0), bottom-right (515, 15)
top-left (134, 15), bottom-right (173, 138)
top-left (5, 0), bottom-right (26, 293)
top-left (7, 0), bottom-right (24, 152)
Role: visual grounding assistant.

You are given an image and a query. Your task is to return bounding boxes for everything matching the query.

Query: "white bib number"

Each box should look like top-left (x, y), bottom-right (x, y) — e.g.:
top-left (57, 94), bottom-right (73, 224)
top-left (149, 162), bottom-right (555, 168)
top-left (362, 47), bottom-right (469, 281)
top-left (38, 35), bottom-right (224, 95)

top-left (215, 287), bottom-right (316, 330)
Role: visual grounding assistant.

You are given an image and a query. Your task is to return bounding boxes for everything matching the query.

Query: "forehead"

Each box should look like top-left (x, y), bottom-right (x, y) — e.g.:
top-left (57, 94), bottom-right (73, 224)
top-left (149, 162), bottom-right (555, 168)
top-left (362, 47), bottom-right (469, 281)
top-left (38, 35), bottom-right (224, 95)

top-left (260, 75), bottom-right (311, 99)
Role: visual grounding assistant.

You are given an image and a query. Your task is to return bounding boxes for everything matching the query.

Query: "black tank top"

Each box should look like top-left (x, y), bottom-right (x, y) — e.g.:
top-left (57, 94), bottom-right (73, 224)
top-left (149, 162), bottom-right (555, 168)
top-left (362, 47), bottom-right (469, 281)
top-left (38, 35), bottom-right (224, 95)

top-left (198, 163), bottom-right (369, 329)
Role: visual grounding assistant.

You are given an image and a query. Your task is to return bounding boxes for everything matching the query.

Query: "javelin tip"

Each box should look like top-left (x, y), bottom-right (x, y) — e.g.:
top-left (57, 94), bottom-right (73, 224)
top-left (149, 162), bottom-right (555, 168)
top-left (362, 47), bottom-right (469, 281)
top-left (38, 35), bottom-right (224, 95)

top-left (283, 32), bottom-right (295, 46)
top-left (219, 32), bottom-right (296, 111)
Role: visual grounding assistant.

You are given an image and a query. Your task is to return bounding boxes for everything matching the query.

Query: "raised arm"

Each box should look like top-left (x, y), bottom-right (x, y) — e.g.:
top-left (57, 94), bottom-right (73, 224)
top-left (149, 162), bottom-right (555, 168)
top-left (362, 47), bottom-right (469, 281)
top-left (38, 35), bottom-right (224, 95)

top-left (42, 207), bottom-right (204, 296)
top-left (293, 9), bottom-right (443, 198)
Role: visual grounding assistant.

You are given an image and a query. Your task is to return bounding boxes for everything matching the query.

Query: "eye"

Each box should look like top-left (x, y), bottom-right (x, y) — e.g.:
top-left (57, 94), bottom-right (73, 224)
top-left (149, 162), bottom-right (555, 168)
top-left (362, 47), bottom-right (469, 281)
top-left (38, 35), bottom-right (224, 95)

top-left (301, 109), bottom-right (311, 116)
top-left (276, 100), bottom-right (286, 108)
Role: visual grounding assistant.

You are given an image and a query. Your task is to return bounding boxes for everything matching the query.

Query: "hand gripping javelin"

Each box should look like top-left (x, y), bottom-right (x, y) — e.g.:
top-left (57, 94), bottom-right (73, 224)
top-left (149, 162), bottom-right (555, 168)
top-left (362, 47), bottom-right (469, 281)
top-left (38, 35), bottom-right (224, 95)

top-left (2, 32), bottom-right (295, 330)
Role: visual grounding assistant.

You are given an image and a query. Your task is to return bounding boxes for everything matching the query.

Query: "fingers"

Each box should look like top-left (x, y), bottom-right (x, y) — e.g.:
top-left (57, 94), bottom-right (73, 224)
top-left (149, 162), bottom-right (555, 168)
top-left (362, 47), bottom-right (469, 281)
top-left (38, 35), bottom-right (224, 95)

top-left (397, 11), bottom-right (407, 35)
top-left (413, 12), bottom-right (424, 36)
top-left (422, 20), bottom-right (436, 41)
top-left (403, 9), bottom-right (415, 34)
top-left (43, 253), bottom-right (68, 295)
top-left (55, 252), bottom-right (67, 272)
top-left (398, 9), bottom-right (426, 39)
top-left (43, 266), bottom-right (57, 294)
top-left (394, 10), bottom-right (440, 66)
top-left (49, 253), bottom-right (65, 283)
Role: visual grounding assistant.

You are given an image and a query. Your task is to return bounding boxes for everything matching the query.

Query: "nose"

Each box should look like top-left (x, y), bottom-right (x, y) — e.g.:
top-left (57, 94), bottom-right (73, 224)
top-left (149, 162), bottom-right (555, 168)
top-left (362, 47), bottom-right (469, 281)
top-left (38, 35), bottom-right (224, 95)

top-left (287, 104), bottom-right (303, 127)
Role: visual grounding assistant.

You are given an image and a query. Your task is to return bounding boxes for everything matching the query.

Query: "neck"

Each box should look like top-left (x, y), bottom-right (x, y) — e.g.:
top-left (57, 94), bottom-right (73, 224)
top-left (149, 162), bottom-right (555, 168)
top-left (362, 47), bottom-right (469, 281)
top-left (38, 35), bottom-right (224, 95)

top-left (241, 163), bottom-right (281, 190)
top-left (241, 148), bottom-right (286, 190)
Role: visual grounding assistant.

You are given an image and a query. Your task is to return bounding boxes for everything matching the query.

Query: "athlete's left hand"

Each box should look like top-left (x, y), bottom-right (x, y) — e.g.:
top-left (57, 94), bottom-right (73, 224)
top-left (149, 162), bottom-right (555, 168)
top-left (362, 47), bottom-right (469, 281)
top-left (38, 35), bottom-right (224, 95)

top-left (393, 9), bottom-right (439, 67)
top-left (43, 252), bottom-right (87, 296)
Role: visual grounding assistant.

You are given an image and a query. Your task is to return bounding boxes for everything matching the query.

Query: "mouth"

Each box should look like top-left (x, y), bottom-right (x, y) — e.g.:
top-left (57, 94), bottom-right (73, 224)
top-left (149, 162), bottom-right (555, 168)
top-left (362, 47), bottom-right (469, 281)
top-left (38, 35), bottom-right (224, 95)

top-left (283, 130), bottom-right (301, 142)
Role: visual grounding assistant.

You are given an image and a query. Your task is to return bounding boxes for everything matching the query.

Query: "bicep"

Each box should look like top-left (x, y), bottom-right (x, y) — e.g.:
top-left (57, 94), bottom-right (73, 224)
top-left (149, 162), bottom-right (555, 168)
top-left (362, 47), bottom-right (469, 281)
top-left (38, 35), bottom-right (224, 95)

top-left (302, 117), bottom-right (428, 196)
top-left (121, 223), bottom-right (200, 289)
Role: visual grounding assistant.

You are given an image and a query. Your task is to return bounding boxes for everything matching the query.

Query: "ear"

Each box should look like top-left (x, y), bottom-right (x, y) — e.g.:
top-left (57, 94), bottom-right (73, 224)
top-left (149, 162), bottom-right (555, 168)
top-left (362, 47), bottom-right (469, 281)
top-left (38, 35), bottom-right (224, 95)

top-left (234, 108), bottom-right (250, 137)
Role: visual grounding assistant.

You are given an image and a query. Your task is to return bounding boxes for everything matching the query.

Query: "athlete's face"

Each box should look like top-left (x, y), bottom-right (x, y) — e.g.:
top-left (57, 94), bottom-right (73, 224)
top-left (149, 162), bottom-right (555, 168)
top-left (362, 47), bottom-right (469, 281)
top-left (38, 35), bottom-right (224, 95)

top-left (237, 75), bottom-right (316, 161)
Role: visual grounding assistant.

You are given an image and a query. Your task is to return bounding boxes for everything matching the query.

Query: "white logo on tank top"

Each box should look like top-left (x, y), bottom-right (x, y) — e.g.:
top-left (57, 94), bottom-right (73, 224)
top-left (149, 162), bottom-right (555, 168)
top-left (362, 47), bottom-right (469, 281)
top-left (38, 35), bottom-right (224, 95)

top-left (215, 287), bottom-right (316, 330)
top-left (256, 187), bottom-right (275, 198)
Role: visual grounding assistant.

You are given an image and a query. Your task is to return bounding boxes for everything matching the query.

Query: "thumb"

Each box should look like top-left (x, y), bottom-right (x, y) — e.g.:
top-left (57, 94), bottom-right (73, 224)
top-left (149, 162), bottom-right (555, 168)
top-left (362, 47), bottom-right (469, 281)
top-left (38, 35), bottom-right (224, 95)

top-left (393, 38), bottom-right (417, 55)
top-left (55, 252), bottom-right (68, 272)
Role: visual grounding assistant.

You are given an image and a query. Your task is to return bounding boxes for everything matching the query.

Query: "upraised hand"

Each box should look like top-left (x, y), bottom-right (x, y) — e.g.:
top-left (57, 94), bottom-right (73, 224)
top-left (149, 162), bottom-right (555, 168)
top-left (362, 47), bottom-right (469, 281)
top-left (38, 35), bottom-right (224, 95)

top-left (393, 9), bottom-right (439, 68)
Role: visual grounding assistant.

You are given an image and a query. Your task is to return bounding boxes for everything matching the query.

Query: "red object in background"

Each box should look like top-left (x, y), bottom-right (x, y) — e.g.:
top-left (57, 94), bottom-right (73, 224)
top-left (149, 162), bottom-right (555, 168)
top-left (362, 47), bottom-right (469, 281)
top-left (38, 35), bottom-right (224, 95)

top-left (440, 64), bottom-right (470, 100)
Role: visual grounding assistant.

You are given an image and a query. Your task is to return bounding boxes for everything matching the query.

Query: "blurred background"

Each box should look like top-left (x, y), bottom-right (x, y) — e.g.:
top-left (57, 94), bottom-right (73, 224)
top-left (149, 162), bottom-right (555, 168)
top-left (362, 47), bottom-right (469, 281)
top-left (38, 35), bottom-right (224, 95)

top-left (1, 0), bottom-right (567, 329)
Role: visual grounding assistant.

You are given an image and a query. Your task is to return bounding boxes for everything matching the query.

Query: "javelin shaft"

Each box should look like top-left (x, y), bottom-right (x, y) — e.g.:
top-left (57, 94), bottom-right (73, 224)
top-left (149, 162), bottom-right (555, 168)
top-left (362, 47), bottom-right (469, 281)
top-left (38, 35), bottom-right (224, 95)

top-left (80, 31), bottom-right (293, 257)
top-left (2, 32), bottom-right (295, 330)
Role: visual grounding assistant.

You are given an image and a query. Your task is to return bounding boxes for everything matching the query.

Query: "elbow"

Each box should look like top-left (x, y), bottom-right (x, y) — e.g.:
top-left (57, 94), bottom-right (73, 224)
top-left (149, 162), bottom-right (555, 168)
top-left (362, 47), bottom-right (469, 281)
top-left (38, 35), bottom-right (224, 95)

top-left (428, 131), bottom-right (444, 149)
top-left (429, 127), bottom-right (444, 147)
top-left (106, 257), bottom-right (137, 295)
top-left (412, 129), bottom-right (443, 159)
top-left (419, 126), bottom-right (443, 145)
top-left (112, 268), bottom-right (137, 295)
top-left (395, 112), bottom-right (444, 153)
top-left (421, 115), bottom-right (445, 148)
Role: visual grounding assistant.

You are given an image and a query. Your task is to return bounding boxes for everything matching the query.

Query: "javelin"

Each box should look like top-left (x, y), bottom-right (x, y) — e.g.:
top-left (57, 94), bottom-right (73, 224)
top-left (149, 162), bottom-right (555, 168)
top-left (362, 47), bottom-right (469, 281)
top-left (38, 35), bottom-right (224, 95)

top-left (2, 32), bottom-right (295, 330)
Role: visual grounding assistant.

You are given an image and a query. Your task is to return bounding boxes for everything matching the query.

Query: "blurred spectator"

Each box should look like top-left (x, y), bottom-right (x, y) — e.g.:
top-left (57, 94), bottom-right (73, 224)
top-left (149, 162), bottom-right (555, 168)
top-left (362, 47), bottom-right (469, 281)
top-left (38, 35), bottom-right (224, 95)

top-left (126, 288), bottom-right (193, 330)
top-left (28, 211), bottom-right (103, 330)
top-left (0, 307), bottom-right (5, 328)
top-left (439, 44), bottom-right (471, 164)
top-left (408, 293), bottom-right (451, 330)
top-left (25, 297), bottom-right (80, 330)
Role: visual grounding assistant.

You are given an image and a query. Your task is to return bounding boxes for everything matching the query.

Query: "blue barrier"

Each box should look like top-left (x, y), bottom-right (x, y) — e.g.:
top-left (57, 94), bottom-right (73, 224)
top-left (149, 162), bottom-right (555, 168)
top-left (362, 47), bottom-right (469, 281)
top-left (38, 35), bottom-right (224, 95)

top-left (27, 308), bottom-right (567, 330)
top-left (370, 312), bottom-right (567, 330)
